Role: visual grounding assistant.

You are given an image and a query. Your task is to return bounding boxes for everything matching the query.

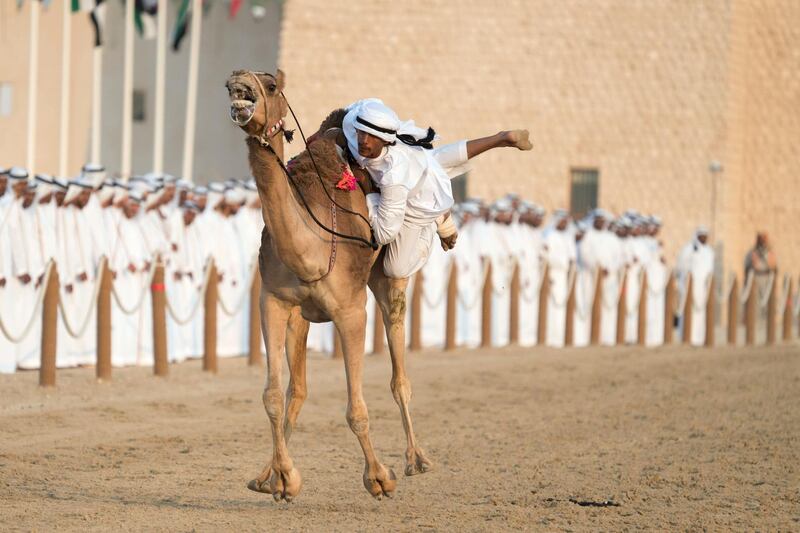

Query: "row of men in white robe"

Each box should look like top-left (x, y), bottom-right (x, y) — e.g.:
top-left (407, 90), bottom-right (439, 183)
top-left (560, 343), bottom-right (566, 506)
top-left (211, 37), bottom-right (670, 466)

top-left (0, 163), bottom-right (715, 373)
top-left (0, 165), bottom-right (263, 373)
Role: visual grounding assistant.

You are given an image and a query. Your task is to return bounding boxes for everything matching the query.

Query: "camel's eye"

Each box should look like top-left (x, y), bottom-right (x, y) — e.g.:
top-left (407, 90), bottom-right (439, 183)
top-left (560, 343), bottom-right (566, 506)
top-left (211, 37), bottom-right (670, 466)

top-left (268, 83), bottom-right (277, 93)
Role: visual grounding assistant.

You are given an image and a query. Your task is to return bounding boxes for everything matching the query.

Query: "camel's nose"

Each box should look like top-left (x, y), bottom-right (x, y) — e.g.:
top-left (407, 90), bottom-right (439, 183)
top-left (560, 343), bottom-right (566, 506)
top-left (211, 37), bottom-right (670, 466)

top-left (230, 99), bottom-right (256, 126)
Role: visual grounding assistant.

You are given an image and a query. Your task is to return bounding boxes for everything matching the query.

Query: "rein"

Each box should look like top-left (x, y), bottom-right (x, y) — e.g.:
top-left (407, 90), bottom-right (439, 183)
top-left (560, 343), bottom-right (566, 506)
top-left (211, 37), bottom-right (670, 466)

top-left (241, 71), bottom-right (378, 282)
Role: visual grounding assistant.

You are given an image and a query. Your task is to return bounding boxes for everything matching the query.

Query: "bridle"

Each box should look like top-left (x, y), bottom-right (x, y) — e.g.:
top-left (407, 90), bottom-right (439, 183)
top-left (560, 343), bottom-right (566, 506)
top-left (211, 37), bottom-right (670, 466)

top-left (231, 71), bottom-right (378, 282)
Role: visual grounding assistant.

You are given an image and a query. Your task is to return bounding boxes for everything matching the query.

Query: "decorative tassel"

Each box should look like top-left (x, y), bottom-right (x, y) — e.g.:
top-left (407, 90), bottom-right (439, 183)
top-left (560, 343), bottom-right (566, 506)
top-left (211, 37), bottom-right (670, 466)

top-left (284, 129), bottom-right (295, 143)
top-left (336, 165), bottom-right (358, 191)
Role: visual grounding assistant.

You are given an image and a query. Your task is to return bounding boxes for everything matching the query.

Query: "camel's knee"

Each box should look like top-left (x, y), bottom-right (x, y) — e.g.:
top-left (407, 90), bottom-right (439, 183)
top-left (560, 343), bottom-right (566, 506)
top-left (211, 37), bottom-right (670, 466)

top-left (390, 376), bottom-right (412, 405)
top-left (287, 383), bottom-right (307, 406)
top-left (263, 387), bottom-right (285, 423)
top-left (346, 401), bottom-right (370, 435)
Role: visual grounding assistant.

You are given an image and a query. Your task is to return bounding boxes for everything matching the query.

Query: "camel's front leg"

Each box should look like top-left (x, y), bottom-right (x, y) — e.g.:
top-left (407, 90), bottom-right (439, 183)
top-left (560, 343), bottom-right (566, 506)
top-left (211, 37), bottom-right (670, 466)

top-left (370, 272), bottom-right (433, 477)
top-left (283, 306), bottom-right (309, 443)
top-left (247, 289), bottom-right (302, 501)
top-left (336, 309), bottom-right (397, 499)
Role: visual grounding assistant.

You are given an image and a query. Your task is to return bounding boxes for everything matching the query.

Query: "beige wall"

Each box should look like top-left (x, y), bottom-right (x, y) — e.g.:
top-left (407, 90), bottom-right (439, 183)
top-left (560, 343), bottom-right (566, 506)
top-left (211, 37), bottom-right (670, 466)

top-left (277, 0), bottom-right (799, 276)
top-left (0, 0), bottom-right (94, 177)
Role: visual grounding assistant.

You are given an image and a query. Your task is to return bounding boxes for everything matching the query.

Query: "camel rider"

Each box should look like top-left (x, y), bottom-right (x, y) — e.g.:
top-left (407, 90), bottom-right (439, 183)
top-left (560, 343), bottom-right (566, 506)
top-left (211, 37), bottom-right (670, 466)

top-left (336, 98), bottom-right (532, 280)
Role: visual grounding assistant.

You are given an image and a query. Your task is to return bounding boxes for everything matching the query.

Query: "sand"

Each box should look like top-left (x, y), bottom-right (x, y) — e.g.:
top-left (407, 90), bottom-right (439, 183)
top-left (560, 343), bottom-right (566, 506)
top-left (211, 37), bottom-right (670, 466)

top-left (1, 342), bottom-right (798, 531)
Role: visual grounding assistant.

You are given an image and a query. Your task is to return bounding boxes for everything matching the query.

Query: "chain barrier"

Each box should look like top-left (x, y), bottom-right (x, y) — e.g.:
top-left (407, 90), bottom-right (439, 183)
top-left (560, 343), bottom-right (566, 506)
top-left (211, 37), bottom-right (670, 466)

top-left (421, 259), bottom-right (451, 309)
top-left (456, 259), bottom-right (489, 311)
top-left (519, 260), bottom-right (546, 304)
top-left (0, 260), bottom-right (53, 343)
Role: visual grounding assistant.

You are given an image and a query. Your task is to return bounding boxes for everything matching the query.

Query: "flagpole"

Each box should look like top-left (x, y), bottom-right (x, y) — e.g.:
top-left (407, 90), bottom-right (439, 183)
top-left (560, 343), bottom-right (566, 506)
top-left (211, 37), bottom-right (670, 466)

top-left (153, 0), bottom-right (167, 175)
top-left (26, 0), bottom-right (41, 174)
top-left (91, 46), bottom-right (102, 164)
top-left (181, 0), bottom-right (202, 183)
top-left (121, 0), bottom-right (135, 181)
top-left (59, 0), bottom-right (72, 177)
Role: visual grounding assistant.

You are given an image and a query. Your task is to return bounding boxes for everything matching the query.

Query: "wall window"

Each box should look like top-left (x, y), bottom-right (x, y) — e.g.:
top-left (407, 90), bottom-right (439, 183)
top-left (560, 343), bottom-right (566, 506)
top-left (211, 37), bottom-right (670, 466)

top-left (570, 168), bottom-right (599, 218)
top-left (133, 89), bottom-right (146, 122)
top-left (0, 83), bottom-right (12, 117)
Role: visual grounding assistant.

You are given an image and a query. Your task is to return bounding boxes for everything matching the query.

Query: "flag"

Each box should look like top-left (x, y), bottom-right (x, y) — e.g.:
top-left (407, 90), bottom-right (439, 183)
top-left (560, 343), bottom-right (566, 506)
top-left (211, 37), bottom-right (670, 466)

top-left (229, 0), bottom-right (242, 19)
top-left (89, 0), bottom-right (106, 47)
top-left (135, 0), bottom-right (157, 39)
top-left (71, 0), bottom-right (92, 12)
top-left (171, 0), bottom-right (190, 51)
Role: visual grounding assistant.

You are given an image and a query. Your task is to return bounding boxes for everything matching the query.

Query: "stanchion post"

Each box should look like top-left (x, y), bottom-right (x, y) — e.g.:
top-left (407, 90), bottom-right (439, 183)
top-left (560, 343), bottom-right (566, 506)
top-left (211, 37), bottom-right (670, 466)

top-left (96, 257), bottom-right (112, 381)
top-left (590, 269), bottom-right (602, 345)
top-left (745, 275), bottom-right (756, 345)
top-left (444, 262), bottom-right (457, 351)
top-left (664, 272), bottom-right (675, 344)
top-left (637, 272), bottom-right (647, 346)
top-left (537, 264), bottom-right (549, 346)
top-left (682, 275), bottom-right (693, 345)
top-left (152, 259), bottom-right (168, 376)
top-left (705, 276), bottom-right (716, 347)
top-left (766, 271), bottom-right (778, 345)
top-left (564, 267), bottom-right (576, 346)
top-left (40, 261), bottom-right (59, 387)
top-left (727, 275), bottom-right (739, 345)
top-left (783, 277), bottom-right (794, 342)
top-left (509, 263), bottom-right (520, 345)
top-left (248, 266), bottom-right (263, 366)
top-left (481, 263), bottom-right (493, 348)
top-left (616, 270), bottom-right (628, 345)
top-left (203, 260), bottom-right (218, 373)
top-left (410, 271), bottom-right (422, 351)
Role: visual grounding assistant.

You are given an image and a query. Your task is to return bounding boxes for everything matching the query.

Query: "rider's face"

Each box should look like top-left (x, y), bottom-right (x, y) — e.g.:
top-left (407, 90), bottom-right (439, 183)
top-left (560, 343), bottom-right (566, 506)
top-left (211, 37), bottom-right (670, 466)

top-left (356, 130), bottom-right (389, 159)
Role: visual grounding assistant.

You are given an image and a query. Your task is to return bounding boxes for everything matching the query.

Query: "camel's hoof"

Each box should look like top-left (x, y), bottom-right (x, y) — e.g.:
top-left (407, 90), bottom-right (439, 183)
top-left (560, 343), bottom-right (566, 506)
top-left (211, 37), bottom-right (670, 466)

top-left (405, 447), bottom-right (433, 476)
top-left (364, 465), bottom-right (397, 500)
top-left (271, 466), bottom-right (302, 502)
top-left (509, 129), bottom-right (533, 151)
top-left (247, 478), bottom-right (273, 494)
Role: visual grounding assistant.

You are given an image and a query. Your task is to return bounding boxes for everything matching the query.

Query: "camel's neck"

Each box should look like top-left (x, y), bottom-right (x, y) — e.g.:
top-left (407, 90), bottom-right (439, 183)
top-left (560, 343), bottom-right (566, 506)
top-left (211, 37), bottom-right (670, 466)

top-left (248, 137), bottom-right (324, 278)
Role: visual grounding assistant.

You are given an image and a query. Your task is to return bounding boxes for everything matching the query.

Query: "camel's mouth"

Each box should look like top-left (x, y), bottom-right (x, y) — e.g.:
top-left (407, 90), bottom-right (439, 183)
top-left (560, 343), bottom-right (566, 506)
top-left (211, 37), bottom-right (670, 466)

top-left (230, 99), bottom-right (256, 126)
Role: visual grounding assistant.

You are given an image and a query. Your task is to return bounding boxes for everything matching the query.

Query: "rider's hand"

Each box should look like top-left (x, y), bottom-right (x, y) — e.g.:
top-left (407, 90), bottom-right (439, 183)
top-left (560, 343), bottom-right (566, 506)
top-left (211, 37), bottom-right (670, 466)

top-left (439, 232), bottom-right (458, 251)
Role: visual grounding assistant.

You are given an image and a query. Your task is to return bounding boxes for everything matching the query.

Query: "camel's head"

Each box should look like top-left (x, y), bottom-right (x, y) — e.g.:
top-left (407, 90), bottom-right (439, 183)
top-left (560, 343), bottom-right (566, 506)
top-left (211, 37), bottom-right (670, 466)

top-left (225, 69), bottom-right (288, 139)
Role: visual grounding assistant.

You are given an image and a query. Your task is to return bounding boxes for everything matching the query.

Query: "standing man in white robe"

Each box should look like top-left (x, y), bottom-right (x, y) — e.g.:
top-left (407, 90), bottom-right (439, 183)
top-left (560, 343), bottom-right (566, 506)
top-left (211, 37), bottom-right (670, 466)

top-left (543, 210), bottom-right (576, 347)
top-left (488, 199), bottom-right (516, 347)
top-left (0, 168), bottom-right (14, 372)
top-left (676, 226), bottom-right (714, 346)
top-left (644, 216), bottom-right (668, 346)
top-left (516, 204), bottom-right (545, 347)
top-left (452, 202), bottom-right (484, 348)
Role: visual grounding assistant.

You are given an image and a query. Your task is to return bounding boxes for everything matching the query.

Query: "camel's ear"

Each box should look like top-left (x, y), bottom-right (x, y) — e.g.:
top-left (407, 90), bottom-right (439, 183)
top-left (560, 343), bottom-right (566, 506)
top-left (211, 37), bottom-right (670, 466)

top-left (276, 69), bottom-right (286, 91)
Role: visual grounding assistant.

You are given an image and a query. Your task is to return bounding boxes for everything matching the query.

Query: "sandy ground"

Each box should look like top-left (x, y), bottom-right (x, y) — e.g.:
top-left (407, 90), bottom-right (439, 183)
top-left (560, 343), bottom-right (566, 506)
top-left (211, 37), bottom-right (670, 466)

top-left (1, 342), bottom-right (799, 532)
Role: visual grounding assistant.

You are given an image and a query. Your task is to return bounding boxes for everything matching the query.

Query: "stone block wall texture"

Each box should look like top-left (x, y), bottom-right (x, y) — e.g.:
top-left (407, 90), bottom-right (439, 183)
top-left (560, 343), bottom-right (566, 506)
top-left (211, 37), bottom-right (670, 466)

top-left (277, 0), bottom-right (799, 277)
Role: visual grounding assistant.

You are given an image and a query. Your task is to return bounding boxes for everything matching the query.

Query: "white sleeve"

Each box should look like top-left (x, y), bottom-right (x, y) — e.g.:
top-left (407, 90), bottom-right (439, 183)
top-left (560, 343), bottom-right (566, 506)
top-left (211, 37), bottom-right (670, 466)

top-left (431, 140), bottom-right (468, 169)
top-left (367, 185), bottom-right (408, 246)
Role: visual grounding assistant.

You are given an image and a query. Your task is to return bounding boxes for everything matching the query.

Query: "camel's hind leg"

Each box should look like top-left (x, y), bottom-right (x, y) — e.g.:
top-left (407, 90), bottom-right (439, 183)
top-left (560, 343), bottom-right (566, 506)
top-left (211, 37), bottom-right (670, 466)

top-left (335, 307), bottom-right (397, 499)
top-left (247, 289), bottom-right (302, 501)
top-left (283, 306), bottom-right (309, 443)
top-left (369, 268), bottom-right (433, 477)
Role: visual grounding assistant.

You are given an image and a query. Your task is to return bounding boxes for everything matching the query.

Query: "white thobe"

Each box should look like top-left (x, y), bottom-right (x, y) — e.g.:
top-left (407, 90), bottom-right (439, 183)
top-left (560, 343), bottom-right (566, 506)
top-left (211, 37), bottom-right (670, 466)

top-left (517, 224), bottom-right (543, 347)
top-left (12, 204), bottom-right (46, 369)
top-left (0, 197), bottom-right (15, 372)
top-left (599, 233), bottom-right (625, 346)
top-left (420, 237), bottom-right (450, 348)
top-left (453, 220), bottom-right (484, 348)
top-left (488, 222), bottom-right (515, 347)
top-left (676, 240), bottom-right (714, 346)
top-left (543, 227), bottom-right (576, 348)
top-left (645, 238), bottom-right (667, 346)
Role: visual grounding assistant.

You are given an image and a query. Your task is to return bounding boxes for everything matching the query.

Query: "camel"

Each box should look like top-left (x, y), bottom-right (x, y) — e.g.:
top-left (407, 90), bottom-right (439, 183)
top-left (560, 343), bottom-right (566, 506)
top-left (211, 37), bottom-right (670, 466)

top-left (226, 69), bottom-right (531, 501)
top-left (226, 69), bottom-right (432, 501)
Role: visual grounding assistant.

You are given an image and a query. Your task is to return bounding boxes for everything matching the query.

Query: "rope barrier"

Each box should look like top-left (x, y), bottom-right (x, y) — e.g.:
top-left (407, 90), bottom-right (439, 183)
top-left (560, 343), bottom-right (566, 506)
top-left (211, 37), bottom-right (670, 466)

top-left (490, 256), bottom-right (517, 296)
top-left (422, 260), bottom-right (451, 309)
top-left (110, 259), bottom-right (158, 315)
top-left (0, 260), bottom-right (53, 343)
top-left (57, 263), bottom-right (105, 339)
top-left (164, 259), bottom-right (214, 325)
top-left (456, 260), bottom-right (489, 311)
top-left (218, 257), bottom-right (259, 317)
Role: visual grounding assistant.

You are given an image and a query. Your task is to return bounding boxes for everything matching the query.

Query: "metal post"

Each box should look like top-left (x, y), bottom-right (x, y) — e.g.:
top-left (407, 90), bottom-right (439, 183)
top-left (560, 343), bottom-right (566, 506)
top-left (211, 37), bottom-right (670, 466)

top-left (683, 275), bottom-right (693, 345)
top-left (152, 260), bottom-right (168, 376)
top-left (783, 277), bottom-right (794, 342)
top-left (481, 263), bottom-right (493, 348)
top-left (248, 267), bottom-right (262, 366)
top-left (745, 276), bottom-right (757, 345)
top-left (204, 260), bottom-right (218, 372)
top-left (564, 267), bottom-right (576, 346)
top-left (444, 262), bottom-right (457, 351)
top-left (766, 271), bottom-right (778, 344)
top-left (509, 263), bottom-right (520, 345)
top-left (96, 257), bottom-right (113, 381)
top-left (590, 269), bottom-right (602, 345)
top-left (616, 270), bottom-right (627, 345)
top-left (537, 265), bottom-right (549, 346)
top-left (705, 276), bottom-right (716, 347)
top-left (39, 262), bottom-right (59, 387)
top-left (727, 275), bottom-right (739, 345)
top-left (664, 273), bottom-right (675, 344)
top-left (637, 272), bottom-right (647, 345)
